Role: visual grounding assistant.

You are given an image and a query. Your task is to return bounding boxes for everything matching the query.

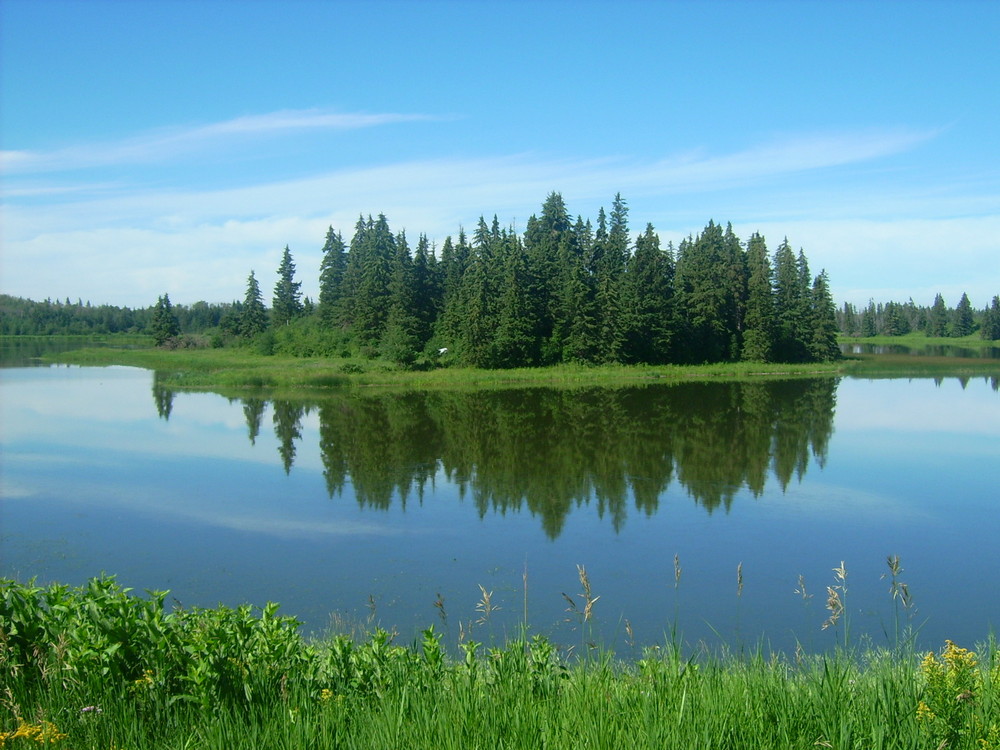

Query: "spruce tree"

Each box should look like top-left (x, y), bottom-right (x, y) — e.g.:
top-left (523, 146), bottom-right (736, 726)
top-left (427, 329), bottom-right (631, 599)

top-left (772, 239), bottom-right (808, 362)
top-left (239, 270), bottom-right (268, 338)
top-left (594, 194), bottom-right (630, 363)
top-left (674, 221), bottom-right (730, 363)
top-left (318, 227), bottom-right (347, 327)
top-left (862, 301), bottom-right (878, 337)
top-left (741, 233), bottom-right (774, 362)
top-left (381, 231), bottom-right (420, 366)
top-left (353, 214), bottom-right (394, 346)
top-left (981, 295), bottom-right (1000, 340)
top-left (952, 292), bottom-right (974, 337)
top-left (808, 271), bottom-right (840, 361)
top-left (493, 230), bottom-right (537, 367)
top-left (625, 223), bottom-right (673, 364)
top-left (150, 293), bottom-right (180, 346)
top-left (272, 245), bottom-right (303, 327)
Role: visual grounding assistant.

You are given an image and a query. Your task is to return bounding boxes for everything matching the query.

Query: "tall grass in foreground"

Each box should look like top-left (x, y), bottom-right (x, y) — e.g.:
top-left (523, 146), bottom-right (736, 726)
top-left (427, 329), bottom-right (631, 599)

top-left (2, 575), bottom-right (999, 750)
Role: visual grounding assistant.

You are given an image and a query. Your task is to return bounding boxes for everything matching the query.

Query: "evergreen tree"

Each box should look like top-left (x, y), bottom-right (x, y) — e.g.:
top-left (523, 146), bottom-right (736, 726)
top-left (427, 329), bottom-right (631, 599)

top-left (149, 293), bottom-right (180, 346)
top-left (624, 223), bottom-right (673, 363)
top-left (772, 239), bottom-right (809, 362)
top-left (927, 293), bottom-right (948, 337)
top-left (410, 234), bottom-right (438, 348)
top-left (741, 233), bottom-right (774, 362)
top-left (435, 231), bottom-right (471, 350)
top-left (862, 300), bottom-right (878, 337)
top-left (594, 194), bottom-right (629, 363)
top-left (318, 227), bottom-right (347, 327)
top-left (674, 221), bottom-right (730, 362)
top-left (808, 271), bottom-right (840, 361)
top-left (493, 230), bottom-right (537, 367)
top-left (721, 222), bottom-right (748, 358)
top-left (952, 292), bottom-right (974, 337)
top-left (272, 245), bottom-right (303, 326)
top-left (524, 192), bottom-right (573, 363)
top-left (381, 231), bottom-right (420, 366)
top-left (882, 301), bottom-right (910, 336)
top-left (837, 302), bottom-right (859, 336)
top-left (353, 214), bottom-right (395, 345)
top-left (239, 270), bottom-right (268, 338)
top-left (981, 295), bottom-right (1000, 341)
top-left (337, 215), bottom-right (370, 329)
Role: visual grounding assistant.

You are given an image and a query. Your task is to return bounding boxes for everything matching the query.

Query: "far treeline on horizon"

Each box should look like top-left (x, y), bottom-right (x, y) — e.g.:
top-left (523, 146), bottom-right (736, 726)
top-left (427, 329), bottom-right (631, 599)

top-left (2, 193), bottom-right (999, 367)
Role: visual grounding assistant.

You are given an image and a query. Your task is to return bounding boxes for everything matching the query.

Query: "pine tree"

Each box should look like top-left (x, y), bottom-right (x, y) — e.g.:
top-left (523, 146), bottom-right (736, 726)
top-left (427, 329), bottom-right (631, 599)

top-left (952, 292), bottom-right (974, 337)
top-left (981, 295), bottom-right (1000, 341)
top-left (809, 271), bottom-right (840, 361)
top-left (353, 214), bottom-right (395, 346)
top-left (380, 231), bottom-right (421, 366)
top-left (862, 301), bottom-right (878, 337)
top-left (594, 193), bottom-right (629, 363)
top-left (493, 230), bottom-right (537, 367)
top-left (741, 233), bottom-right (774, 362)
top-left (674, 221), bottom-right (730, 363)
top-left (624, 223), bottom-right (673, 363)
top-left (318, 227), bottom-right (347, 327)
top-left (239, 270), bottom-right (268, 338)
top-left (150, 293), bottom-right (180, 346)
top-left (272, 246), bottom-right (303, 327)
top-left (772, 239), bottom-right (809, 362)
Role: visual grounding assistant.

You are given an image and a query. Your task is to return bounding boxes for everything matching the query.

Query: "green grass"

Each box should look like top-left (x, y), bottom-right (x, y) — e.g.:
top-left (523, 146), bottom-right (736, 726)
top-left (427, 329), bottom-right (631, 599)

top-left (3, 576), bottom-right (999, 749)
top-left (840, 332), bottom-right (1000, 349)
top-left (45, 344), bottom-right (849, 394)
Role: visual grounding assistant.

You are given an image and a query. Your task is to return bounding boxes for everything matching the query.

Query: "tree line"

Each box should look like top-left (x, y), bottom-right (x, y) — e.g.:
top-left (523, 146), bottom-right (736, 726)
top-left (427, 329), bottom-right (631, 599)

top-left (837, 293), bottom-right (1000, 341)
top-left (0, 294), bottom-right (233, 338)
top-left (221, 192), bottom-right (841, 367)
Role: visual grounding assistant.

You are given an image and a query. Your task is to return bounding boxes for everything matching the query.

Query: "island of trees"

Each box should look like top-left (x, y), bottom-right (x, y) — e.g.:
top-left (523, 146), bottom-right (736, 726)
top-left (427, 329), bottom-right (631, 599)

top-left (3, 192), bottom-right (998, 363)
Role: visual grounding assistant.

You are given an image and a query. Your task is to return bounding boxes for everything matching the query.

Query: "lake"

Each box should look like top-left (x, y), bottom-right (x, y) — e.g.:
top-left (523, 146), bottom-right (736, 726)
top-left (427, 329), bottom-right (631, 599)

top-left (2, 357), bottom-right (999, 655)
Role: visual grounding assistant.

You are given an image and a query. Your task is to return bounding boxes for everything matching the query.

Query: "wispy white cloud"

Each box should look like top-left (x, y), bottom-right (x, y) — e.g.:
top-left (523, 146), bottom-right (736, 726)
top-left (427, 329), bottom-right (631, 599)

top-left (0, 108), bottom-right (444, 175)
top-left (4, 122), bottom-right (994, 309)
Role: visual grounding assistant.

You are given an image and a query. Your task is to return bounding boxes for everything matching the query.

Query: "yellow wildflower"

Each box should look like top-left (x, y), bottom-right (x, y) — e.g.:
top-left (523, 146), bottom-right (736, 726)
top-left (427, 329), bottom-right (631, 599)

top-left (0, 720), bottom-right (68, 745)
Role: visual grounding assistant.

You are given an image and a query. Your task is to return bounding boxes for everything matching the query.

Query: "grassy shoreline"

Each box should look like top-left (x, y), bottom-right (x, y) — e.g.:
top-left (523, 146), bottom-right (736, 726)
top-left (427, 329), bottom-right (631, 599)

top-left (2, 576), bottom-right (998, 749)
top-left (44, 345), bottom-right (853, 392)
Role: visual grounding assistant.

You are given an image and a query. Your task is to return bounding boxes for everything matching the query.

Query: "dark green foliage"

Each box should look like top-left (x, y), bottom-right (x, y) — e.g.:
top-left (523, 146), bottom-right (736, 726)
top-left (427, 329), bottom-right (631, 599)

top-left (149, 293), bottom-right (180, 346)
top-left (882, 301), bottom-right (912, 336)
top-left (309, 379), bottom-right (838, 528)
top-left (239, 271), bottom-right (268, 339)
top-left (624, 224), bottom-right (674, 363)
top-left (741, 233), bottom-right (775, 362)
top-left (928, 293), bottom-right (949, 337)
top-left (772, 240), bottom-right (810, 362)
top-left (862, 301), bottom-right (878, 337)
top-left (952, 292), bottom-right (974, 337)
top-left (982, 296), bottom-right (1000, 340)
top-left (675, 222), bottom-right (734, 363)
top-left (380, 231), bottom-right (421, 366)
top-left (271, 246), bottom-right (303, 327)
top-left (317, 227), bottom-right (347, 327)
top-left (10, 192), bottom-right (843, 370)
top-left (809, 271), bottom-right (841, 362)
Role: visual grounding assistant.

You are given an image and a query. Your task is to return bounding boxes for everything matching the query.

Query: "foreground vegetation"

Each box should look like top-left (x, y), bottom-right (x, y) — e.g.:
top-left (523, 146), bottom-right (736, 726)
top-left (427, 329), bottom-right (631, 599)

top-left (2, 576), bottom-right (999, 749)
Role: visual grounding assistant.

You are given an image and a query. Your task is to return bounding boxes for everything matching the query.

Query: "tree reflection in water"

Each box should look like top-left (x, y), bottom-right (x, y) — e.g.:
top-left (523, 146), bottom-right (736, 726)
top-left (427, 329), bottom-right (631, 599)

top-left (156, 378), bottom-right (841, 539)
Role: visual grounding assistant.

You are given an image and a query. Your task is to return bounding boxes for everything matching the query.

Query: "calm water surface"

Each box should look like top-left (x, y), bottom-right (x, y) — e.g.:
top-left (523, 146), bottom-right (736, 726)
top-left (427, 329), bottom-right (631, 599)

top-left (2, 363), bottom-right (998, 653)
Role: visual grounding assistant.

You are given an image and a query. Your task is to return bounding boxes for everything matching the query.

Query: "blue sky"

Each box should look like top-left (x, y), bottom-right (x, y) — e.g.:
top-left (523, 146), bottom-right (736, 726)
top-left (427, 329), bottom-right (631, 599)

top-left (2, 0), bottom-right (997, 310)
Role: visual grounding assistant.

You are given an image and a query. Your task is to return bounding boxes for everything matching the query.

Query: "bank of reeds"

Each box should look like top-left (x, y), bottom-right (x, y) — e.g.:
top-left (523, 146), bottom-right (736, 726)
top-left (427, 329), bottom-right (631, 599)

top-left (3, 574), bottom-right (999, 749)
